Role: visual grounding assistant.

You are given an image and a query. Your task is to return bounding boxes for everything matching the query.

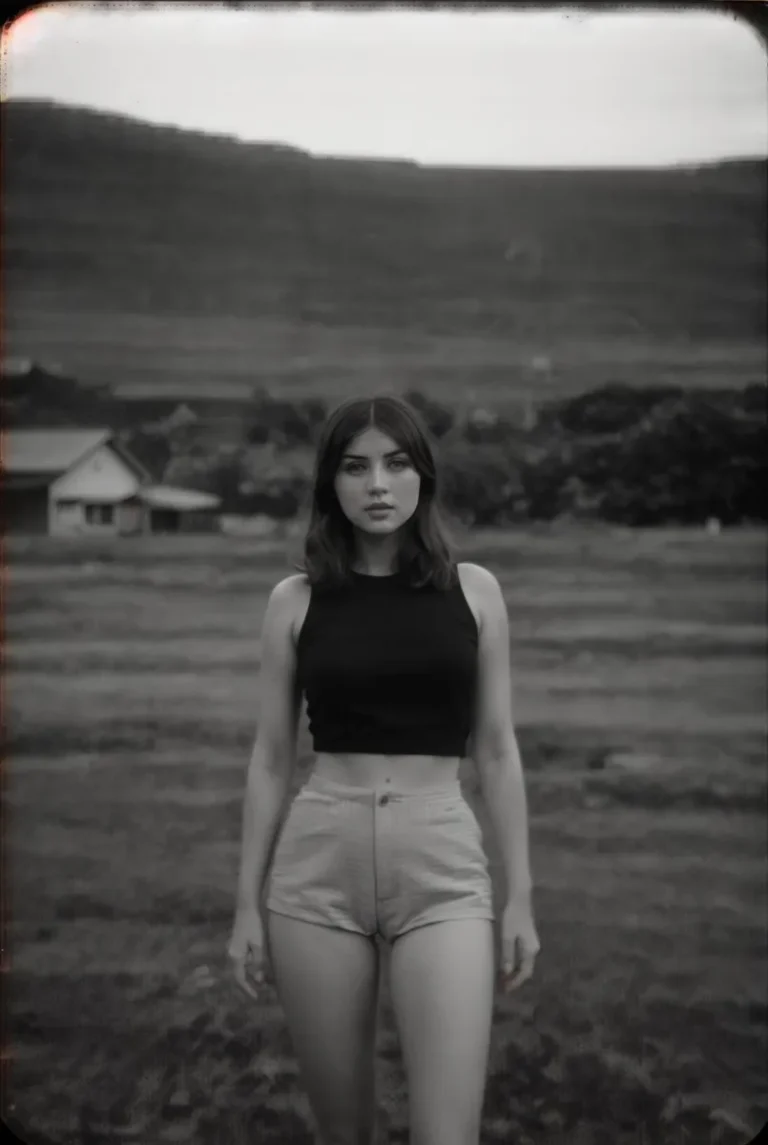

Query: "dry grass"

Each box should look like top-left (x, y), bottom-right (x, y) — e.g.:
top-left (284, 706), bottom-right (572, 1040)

top-left (3, 526), bottom-right (767, 1144)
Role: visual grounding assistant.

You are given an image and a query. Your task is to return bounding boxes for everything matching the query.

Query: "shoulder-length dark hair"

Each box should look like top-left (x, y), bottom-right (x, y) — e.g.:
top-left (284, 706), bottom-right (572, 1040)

top-left (294, 394), bottom-right (459, 591)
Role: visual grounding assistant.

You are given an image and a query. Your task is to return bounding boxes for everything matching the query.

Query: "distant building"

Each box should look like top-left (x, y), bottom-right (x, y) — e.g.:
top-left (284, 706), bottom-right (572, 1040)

top-left (3, 428), bottom-right (221, 536)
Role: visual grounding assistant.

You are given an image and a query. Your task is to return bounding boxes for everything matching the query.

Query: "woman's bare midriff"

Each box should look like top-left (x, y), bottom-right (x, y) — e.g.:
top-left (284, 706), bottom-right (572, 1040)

top-left (311, 751), bottom-right (462, 791)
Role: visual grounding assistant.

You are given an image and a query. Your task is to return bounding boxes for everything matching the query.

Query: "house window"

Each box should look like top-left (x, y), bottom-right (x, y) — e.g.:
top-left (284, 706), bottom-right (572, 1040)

top-left (84, 504), bottom-right (114, 525)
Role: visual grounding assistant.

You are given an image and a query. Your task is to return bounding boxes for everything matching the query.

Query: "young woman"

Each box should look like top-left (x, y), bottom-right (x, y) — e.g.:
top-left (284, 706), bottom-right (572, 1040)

top-left (228, 394), bottom-right (539, 1145)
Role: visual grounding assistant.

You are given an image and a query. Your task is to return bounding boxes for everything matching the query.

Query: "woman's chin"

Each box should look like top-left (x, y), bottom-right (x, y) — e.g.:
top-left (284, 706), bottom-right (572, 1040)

top-left (356, 516), bottom-right (401, 534)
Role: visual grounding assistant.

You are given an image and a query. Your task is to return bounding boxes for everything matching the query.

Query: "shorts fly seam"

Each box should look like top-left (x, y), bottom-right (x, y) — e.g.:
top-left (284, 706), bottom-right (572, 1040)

top-left (371, 792), bottom-right (382, 939)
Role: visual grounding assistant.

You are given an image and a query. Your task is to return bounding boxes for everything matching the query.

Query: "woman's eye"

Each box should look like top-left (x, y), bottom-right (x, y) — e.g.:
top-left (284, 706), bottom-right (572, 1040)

top-left (342, 457), bottom-right (409, 474)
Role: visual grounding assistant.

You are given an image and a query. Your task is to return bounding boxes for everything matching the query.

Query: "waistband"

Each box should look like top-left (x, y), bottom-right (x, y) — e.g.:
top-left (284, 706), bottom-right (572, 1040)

top-left (299, 770), bottom-right (464, 806)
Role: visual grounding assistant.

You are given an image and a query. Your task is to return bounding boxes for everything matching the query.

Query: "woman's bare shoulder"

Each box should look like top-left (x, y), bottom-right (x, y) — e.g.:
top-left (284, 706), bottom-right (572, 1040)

top-left (267, 573), bottom-right (312, 645)
top-left (271, 572), bottom-right (310, 596)
top-left (267, 573), bottom-right (311, 612)
top-left (456, 561), bottom-right (499, 593)
top-left (456, 562), bottom-right (502, 632)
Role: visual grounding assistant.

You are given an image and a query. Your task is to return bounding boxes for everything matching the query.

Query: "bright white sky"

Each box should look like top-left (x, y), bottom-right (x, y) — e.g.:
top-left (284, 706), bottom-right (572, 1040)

top-left (3, 2), bottom-right (767, 167)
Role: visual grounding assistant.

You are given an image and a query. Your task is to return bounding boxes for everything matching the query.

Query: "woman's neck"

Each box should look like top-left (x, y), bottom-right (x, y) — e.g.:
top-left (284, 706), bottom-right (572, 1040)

top-left (350, 556), bottom-right (398, 576)
top-left (351, 537), bottom-right (400, 577)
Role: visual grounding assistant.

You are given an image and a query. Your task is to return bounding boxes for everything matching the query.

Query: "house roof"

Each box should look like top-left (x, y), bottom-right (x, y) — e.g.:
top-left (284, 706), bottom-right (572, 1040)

top-left (138, 485), bottom-right (221, 511)
top-left (3, 429), bottom-right (112, 475)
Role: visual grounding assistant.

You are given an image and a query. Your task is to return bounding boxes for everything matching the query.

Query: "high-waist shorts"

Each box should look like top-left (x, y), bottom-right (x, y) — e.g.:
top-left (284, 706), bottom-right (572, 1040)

top-left (265, 772), bottom-right (495, 942)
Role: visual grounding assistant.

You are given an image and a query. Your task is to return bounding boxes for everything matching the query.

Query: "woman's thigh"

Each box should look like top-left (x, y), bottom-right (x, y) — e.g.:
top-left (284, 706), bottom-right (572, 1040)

top-left (267, 911), bottom-right (381, 1145)
top-left (389, 918), bottom-right (495, 1145)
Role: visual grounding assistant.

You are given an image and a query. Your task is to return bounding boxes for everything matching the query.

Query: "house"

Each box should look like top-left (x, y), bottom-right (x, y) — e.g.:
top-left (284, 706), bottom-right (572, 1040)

top-left (3, 428), bottom-right (221, 536)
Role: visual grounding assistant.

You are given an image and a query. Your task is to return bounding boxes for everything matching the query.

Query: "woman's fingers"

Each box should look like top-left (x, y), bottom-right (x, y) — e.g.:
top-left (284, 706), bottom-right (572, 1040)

top-left (503, 955), bottom-right (535, 991)
top-left (228, 943), bottom-right (264, 1000)
top-left (500, 937), bottom-right (538, 991)
top-left (232, 955), bottom-right (261, 1000)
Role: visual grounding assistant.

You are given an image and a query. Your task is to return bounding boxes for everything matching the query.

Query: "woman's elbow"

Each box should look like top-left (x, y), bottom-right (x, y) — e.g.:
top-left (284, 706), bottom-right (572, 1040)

top-left (478, 741), bottom-right (526, 787)
top-left (472, 732), bottom-right (521, 778)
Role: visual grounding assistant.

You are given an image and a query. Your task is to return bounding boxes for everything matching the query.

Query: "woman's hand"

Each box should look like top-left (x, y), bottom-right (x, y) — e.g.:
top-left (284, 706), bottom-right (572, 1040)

top-left (227, 906), bottom-right (268, 1001)
top-left (499, 894), bottom-right (540, 992)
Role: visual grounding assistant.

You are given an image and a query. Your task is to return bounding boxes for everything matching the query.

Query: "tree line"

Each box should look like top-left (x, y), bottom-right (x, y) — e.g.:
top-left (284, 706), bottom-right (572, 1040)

top-left (122, 382), bottom-right (766, 527)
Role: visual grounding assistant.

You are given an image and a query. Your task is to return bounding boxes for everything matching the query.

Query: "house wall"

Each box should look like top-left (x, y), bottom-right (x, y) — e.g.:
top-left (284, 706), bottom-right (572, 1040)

top-left (50, 498), bottom-right (116, 537)
top-left (116, 501), bottom-right (146, 535)
top-left (51, 499), bottom-right (86, 534)
top-left (48, 497), bottom-right (148, 537)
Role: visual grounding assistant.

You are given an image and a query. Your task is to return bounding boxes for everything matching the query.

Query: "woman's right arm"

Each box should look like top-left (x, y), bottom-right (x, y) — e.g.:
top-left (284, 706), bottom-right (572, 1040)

top-left (235, 575), bottom-right (303, 914)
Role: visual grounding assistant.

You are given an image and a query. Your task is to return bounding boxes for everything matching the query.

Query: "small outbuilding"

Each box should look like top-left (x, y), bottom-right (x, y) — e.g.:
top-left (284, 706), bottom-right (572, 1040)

top-left (3, 428), bottom-right (221, 536)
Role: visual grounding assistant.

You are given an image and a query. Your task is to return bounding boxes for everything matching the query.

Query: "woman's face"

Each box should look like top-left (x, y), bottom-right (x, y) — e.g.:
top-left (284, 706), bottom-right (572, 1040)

top-left (333, 426), bottom-right (421, 535)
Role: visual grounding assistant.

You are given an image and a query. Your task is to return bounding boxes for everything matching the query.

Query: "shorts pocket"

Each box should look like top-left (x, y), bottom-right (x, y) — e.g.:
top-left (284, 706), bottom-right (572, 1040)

top-left (394, 796), bottom-right (491, 907)
top-left (403, 798), bottom-right (488, 883)
top-left (270, 791), bottom-right (340, 879)
top-left (422, 795), bottom-right (483, 842)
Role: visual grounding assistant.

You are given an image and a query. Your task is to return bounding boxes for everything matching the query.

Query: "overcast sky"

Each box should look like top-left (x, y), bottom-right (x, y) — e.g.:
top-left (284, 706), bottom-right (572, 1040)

top-left (4, 3), bottom-right (767, 167)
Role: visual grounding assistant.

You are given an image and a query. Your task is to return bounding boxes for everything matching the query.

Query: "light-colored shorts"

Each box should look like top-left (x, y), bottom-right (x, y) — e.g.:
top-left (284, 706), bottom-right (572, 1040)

top-left (265, 771), bottom-right (495, 943)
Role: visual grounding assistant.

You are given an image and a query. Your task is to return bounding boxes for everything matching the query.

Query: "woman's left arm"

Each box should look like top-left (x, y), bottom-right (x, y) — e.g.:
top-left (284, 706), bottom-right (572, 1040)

top-left (467, 563), bottom-right (540, 989)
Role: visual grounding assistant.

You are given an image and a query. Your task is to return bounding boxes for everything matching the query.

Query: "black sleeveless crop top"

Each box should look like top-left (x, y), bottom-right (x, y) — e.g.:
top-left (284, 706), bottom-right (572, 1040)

top-left (296, 569), bottom-right (479, 757)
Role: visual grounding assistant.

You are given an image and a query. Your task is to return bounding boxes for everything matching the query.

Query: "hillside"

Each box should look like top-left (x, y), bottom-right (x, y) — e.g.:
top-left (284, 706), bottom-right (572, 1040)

top-left (3, 99), bottom-right (766, 404)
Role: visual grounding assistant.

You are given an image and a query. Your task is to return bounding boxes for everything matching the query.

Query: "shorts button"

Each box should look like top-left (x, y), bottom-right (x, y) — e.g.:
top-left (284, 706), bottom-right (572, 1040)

top-left (378, 794), bottom-right (389, 806)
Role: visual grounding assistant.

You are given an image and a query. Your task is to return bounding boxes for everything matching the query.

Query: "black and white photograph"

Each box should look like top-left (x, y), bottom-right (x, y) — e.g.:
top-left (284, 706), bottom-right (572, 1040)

top-left (2, 2), bottom-right (767, 1143)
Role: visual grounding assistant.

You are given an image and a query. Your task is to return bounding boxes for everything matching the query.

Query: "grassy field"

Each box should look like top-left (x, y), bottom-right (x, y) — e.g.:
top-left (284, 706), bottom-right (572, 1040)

top-left (6, 102), bottom-right (765, 399)
top-left (3, 526), bottom-right (767, 1145)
